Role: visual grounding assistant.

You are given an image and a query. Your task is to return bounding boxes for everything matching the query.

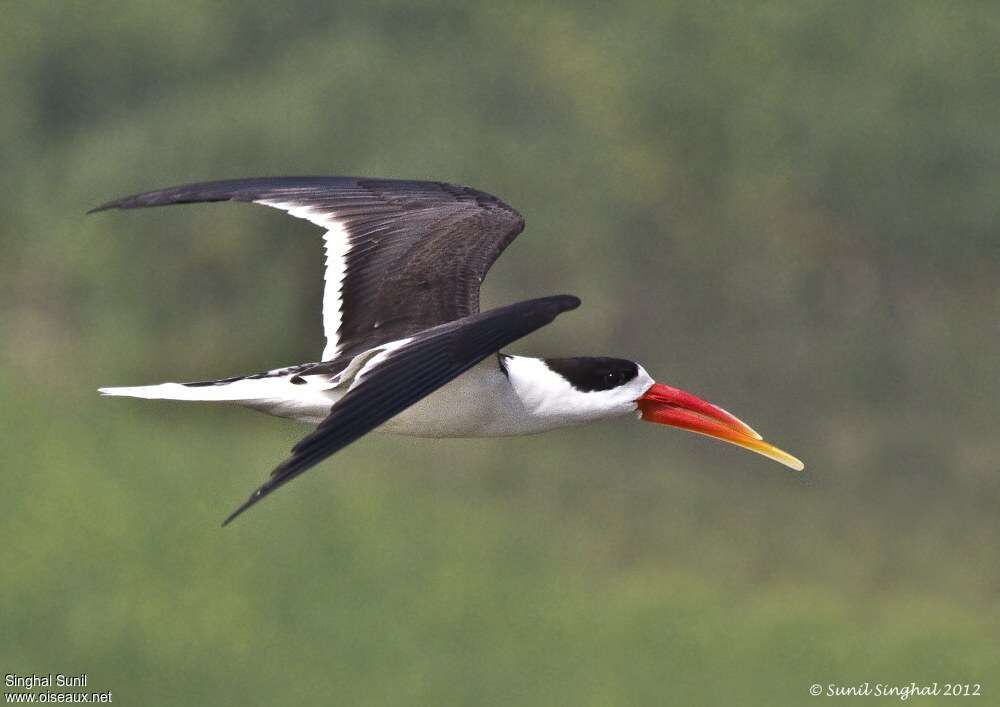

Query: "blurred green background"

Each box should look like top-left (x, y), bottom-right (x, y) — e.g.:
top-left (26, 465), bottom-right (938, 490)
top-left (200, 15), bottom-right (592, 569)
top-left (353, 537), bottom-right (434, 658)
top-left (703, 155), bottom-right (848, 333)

top-left (3, 2), bottom-right (998, 704)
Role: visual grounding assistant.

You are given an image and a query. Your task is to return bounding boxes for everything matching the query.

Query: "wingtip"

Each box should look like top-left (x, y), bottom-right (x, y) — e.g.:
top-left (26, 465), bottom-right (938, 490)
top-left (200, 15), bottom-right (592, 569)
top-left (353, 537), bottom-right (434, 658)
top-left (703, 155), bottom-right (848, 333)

top-left (87, 201), bottom-right (119, 215)
top-left (221, 487), bottom-right (266, 527)
top-left (221, 499), bottom-right (251, 527)
top-left (550, 294), bottom-right (582, 312)
top-left (221, 504), bottom-right (246, 527)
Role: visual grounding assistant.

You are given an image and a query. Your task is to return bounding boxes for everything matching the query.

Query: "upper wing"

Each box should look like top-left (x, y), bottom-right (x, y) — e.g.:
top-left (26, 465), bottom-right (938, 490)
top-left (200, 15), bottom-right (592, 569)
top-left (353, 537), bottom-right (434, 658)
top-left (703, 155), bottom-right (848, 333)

top-left (90, 177), bottom-right (526, 360)
top-left (221, 295), bottom-right (581, 526)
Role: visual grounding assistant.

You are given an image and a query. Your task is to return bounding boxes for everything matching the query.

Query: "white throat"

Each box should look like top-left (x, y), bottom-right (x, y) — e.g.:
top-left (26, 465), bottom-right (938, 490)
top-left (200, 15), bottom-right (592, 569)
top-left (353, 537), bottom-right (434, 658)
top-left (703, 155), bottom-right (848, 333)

top-left (379, 355), bottom-right (654, 439)
top-left (502, 356), bottom-right (654, 427)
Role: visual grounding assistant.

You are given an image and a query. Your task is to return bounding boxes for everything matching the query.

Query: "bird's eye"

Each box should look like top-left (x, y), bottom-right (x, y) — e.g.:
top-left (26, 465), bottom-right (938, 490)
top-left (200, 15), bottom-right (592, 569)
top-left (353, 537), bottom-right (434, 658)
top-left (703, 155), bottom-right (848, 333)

top-left (604, 371), bottom-right (622, 386)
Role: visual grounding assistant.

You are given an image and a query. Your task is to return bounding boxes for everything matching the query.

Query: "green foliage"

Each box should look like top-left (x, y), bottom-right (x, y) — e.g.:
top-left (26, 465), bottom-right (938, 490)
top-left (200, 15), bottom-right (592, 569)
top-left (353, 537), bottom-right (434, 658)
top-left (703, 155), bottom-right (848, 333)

top-left (3, 2), bottom-right (998, 704)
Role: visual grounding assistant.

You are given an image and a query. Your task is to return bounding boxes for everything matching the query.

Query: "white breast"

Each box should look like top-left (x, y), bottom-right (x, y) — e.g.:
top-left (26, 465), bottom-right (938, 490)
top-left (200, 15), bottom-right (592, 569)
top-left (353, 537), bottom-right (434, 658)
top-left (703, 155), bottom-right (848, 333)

top-left (381, 355), bottom-right (652, 438)
top-left (379, 358), bottom-right (533, 437)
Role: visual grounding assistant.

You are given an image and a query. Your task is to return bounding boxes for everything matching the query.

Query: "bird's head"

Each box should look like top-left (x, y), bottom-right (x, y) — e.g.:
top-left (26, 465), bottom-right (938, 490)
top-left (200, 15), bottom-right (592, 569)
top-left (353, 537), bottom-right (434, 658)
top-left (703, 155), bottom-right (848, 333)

top-left (537, 356), bottom-right (803, 471)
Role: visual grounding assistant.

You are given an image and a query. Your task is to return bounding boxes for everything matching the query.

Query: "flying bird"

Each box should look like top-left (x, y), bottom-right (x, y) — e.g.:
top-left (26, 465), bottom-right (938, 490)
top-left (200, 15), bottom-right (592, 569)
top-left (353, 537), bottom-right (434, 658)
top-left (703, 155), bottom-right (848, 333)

top-left (91, 177), bottom-right (803, 525)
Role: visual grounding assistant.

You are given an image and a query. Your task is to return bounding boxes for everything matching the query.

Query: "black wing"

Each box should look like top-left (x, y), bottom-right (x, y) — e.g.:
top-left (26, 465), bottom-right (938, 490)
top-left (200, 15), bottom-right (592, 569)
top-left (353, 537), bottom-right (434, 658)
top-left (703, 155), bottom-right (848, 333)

top-left (90, 177), bottom-right (526, 358)
top-left (222, 295), bottom-right (581, 526)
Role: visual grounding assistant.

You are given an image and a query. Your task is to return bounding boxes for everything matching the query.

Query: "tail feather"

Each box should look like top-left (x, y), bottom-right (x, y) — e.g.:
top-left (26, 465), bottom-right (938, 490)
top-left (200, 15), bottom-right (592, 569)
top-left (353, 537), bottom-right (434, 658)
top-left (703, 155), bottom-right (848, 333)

top-left (98, 380), bottom-right (284, 402)
top-left (99, 372), bottom-right (339, 425)
top-left (97, 368), bottom-right (333, 402)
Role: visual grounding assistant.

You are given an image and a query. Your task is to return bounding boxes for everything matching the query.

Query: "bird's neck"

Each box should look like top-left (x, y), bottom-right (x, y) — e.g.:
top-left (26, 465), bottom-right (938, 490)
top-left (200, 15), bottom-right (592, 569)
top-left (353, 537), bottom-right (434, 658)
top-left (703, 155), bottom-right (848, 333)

top-left (500, 355), bottom-right (645, 427)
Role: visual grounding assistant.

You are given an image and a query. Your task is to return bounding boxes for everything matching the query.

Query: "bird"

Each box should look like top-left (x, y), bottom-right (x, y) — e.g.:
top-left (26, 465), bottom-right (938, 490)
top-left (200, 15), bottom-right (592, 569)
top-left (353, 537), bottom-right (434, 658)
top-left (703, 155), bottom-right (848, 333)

top-left (91, 177), bottom-right (803, 525)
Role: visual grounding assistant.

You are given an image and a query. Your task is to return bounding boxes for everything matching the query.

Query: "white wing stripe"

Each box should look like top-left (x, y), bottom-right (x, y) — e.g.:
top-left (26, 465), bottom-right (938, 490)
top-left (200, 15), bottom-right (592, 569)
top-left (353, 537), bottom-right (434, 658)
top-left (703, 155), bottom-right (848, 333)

top-left (255, 198), bottom-right (351, 361)
top-left (349, 337), bottom-right (415, 390)
top-left (321, 223), bottom-right (350, 360)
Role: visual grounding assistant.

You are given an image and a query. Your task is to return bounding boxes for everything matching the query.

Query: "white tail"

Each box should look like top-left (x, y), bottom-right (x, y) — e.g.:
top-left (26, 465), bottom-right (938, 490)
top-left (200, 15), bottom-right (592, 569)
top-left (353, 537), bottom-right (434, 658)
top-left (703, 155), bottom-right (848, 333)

top-left (99, 374), bottom-right (339, 425)
top-left (98, 378), bottom-right (297, 402)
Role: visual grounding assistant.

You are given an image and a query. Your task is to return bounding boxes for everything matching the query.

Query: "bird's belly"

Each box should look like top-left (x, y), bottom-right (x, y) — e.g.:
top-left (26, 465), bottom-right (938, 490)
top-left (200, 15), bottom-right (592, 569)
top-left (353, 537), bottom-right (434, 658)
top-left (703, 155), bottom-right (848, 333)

top-left (242, 394), bottom-right (335, 425)
top-left (379, 364), bottom-right (548, 438)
